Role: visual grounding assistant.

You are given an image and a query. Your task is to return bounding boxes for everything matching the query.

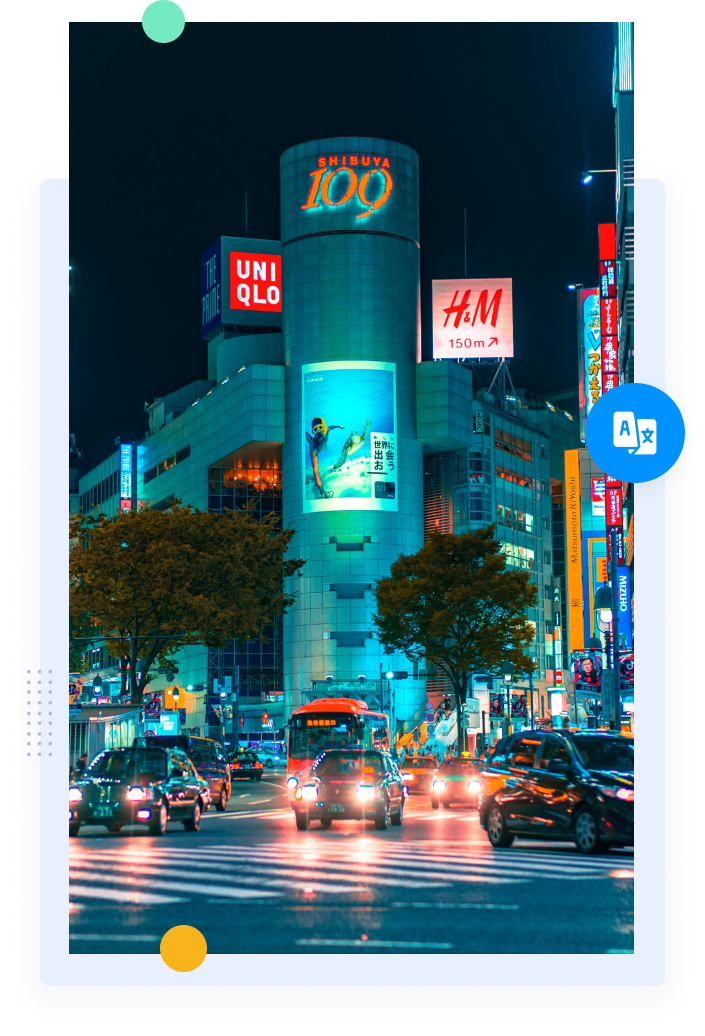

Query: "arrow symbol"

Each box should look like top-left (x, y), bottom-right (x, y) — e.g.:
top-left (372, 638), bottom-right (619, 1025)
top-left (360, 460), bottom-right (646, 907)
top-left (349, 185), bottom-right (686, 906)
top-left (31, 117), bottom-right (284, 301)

top-left (489, 337), bottom-right (498, 347)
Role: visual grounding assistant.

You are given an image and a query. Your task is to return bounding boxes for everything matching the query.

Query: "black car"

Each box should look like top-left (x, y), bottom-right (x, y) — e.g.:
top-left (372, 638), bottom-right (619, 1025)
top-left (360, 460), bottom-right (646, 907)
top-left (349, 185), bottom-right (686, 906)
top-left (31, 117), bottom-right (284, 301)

top-left (69, 746), bottom-right (210, 836)
top-left (479, 731), bottom-right (633, 854)
top-left (566, 732), bottom-right (634, 780)
top-left (230, 751), bottom-right (264, 780)
top-left (135, 734), bottom-right (231, 811)
top-left (292, 749), bottom-right (405, 831)
top-left (431, 756), bottom-right (481, 809)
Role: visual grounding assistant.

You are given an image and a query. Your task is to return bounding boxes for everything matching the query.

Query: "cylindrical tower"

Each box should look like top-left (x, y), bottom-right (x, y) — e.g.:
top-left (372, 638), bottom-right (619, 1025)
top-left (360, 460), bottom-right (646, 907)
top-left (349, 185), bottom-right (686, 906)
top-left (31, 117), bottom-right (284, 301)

top-left (280, 136), bottom-right (424, 727)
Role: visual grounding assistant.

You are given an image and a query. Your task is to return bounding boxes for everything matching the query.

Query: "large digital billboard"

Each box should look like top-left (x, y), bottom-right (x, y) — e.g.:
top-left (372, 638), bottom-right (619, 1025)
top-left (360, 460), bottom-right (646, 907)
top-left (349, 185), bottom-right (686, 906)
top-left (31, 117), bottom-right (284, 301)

top-left (302, 361), bottom-right (397, 513)
top-left (432, 278), bottom-right (513, 359)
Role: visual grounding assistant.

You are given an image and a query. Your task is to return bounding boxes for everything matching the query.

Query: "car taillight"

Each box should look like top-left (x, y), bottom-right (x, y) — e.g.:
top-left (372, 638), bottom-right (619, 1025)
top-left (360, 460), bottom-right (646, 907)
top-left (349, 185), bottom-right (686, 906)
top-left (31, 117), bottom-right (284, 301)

top-left (256, 763), bottom-right (263, 768)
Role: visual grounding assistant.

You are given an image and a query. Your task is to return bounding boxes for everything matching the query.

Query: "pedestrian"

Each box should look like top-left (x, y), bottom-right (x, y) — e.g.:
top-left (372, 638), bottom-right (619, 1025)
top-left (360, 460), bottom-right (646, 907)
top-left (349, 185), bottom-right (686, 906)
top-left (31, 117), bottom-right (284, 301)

top-left (74, 752), bottom-right (88, 774)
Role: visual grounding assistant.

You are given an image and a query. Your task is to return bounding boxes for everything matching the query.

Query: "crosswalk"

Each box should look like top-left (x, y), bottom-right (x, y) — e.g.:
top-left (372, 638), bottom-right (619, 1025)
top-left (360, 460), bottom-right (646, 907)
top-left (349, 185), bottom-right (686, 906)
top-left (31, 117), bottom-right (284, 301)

top-left (69, 841), bottom-right (634, 907)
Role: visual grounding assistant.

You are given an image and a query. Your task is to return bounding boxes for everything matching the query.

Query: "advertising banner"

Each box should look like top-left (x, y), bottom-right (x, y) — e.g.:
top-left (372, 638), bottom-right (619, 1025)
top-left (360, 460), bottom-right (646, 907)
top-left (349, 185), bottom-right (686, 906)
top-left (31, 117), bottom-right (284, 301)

top-left (200, 237), bottom-right (281, 338)
top-left (591, 477), bottom-right (606, 516)
top-left (582, 290), bottom-right (602, 427)
top-left (571, 651), bottom-right (603, 694)
top-left (601, 296), bottom-right (619, 394)
top-left (120, 443), bottom-right (132, 504)
top-left (606, 476), bottom-right (624, 562)
top-left (302, 361), bottom-right (397, 513)
top-left (432, 278), bottom-right (513, 359)
top-left (564, 450), bottom-right (584, 652)
top-left (617, 566), bottom-right (633, 647)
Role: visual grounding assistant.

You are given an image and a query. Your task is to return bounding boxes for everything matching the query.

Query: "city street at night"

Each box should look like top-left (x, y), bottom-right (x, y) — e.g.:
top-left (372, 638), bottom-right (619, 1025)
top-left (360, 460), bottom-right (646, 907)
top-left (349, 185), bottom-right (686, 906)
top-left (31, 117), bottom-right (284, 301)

top-left (69, 775), bottom-right (634, 955)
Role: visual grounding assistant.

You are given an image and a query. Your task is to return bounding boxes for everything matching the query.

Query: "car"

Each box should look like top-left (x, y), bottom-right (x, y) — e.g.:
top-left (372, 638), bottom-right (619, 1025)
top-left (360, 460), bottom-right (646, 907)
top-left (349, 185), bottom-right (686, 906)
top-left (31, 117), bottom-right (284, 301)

top-left (256, 744), bottom-right (287, 768)
top-left (230, 751), bottom-right (265, 780)
top-left (430, 756), bottom-right (481, 809)
top-left (134, 734), bottom-right (231, 812)
top-left (478, 731), bottom-right (633, 854)
top-left (68, 746), bottom-right (210, 837)
top-left (292, 749), bottom-right (405, 831)
top-left (565, 731), bottom-right (634, 779)
top-left (400, 754), bottom-right (438, 794)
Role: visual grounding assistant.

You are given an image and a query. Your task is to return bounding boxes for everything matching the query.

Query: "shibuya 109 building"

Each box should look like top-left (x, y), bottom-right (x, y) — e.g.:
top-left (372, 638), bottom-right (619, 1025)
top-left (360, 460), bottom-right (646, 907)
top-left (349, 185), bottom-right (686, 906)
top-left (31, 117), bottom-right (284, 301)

top-left (78, 136), bottom-right (577, 741)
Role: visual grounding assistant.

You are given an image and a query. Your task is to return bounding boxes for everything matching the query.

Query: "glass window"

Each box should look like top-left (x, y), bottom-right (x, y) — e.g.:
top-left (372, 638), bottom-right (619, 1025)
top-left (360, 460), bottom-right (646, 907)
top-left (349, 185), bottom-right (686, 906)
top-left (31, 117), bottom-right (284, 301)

top-left (86, 749), bottom-right (167, 779)
top-left (573, 737), bottom-right (633, 772)
top-left (312, 752), bottom-right (383, 777)
top-left (507, 738), bottom-right (540, 768)
top-left (538, 739), bottom-right (572, 770)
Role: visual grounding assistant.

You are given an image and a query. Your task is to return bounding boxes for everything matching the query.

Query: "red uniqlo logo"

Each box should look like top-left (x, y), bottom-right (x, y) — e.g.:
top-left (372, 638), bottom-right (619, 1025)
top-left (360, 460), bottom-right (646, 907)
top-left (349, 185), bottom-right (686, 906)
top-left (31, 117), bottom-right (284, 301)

top-left (230, 252), bottom-right (282, 313)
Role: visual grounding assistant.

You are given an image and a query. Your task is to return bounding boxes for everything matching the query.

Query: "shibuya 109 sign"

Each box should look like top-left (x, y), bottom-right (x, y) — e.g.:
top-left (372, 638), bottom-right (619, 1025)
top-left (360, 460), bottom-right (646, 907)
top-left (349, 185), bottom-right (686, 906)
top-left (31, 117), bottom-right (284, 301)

top-left (432, 279), bottom-right (514, 358)
top-left (301, 153), bottom-right (394, 221)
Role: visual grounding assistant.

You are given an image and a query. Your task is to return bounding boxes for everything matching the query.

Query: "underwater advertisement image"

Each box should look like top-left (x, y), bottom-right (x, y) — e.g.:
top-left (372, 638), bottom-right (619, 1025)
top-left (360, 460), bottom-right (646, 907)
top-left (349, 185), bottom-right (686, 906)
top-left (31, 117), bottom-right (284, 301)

top-left (302, 361), bottom-right (397, 513)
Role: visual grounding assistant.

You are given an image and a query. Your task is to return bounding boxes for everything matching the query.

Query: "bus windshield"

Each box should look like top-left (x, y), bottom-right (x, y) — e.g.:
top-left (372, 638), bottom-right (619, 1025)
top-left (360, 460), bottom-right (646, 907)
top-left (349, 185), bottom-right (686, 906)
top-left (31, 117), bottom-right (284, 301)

top-left (289, 708), bottom-right (390, 761)
top-left (289, 714), bottom-right (362, 759)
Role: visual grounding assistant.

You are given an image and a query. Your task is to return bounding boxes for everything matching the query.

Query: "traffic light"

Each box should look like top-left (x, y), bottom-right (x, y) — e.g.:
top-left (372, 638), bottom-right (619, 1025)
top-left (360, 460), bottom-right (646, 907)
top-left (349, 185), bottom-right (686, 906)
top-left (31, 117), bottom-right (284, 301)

top-left (262, 711), bottom-right (269, 724)
top-left (240, 716), bottom-right (244, 728)
top-left (384, 671), bottom-right (408, 680)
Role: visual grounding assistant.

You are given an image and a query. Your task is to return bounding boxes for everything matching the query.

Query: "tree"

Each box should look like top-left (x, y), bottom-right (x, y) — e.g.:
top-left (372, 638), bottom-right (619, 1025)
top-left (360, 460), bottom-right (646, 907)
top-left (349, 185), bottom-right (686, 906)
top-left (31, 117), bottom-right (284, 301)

top-left (69, 501), bottom-right (305, 704)
top-left (372, 526), bottom-right (537, 751)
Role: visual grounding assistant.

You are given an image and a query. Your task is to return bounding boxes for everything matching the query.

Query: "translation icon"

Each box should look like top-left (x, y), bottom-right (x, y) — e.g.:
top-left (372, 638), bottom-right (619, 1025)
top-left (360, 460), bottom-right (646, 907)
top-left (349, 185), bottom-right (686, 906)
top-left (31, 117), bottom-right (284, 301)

top-left (613, 411), bottom-right (657, 455)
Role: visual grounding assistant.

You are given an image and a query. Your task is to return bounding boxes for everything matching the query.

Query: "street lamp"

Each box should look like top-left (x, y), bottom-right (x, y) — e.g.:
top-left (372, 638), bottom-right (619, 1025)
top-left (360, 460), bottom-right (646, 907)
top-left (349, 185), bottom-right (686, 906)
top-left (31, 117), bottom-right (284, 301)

top-left (594, 583), bottom-right (619, 730)
top-left (501, 661), bottom-right (514, 736)
top-left (581, 169), bottom-right (617, 185)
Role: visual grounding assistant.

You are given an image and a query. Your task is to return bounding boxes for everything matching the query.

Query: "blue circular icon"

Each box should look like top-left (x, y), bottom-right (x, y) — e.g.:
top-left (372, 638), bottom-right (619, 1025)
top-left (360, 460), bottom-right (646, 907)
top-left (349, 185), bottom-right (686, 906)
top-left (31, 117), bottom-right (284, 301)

top-left (585, 382), bottom-right (685, 483)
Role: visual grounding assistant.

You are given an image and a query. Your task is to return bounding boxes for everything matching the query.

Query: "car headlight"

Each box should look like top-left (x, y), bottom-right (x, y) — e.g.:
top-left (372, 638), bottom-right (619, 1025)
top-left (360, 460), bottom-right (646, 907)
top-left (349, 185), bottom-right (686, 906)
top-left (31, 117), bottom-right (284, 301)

top-left (127, 786), bottom-right (146, 801)
top-left (301, 784), bottom-right (318, 800)
top-left (356, 784), bottom-right (377, 801)
top-left (432, 780), bottom-right (447, 791)
top-left (600, 786), bottom-right (634, 801)
top-left (68, 787), bottom-right (82, 802)
top-left (286, 776), bottom-right (299, 790)
top-left (467, 780), bottom-right (481, 792)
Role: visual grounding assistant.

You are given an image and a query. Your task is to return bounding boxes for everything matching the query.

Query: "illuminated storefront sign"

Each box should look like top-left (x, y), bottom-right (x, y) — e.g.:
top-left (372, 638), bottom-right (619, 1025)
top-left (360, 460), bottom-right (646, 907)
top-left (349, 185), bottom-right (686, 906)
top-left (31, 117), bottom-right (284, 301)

top-left (431, 278), bottom-right (514, 359)
top-left (564, 449), bottom-right (584, 652)
top-left (598, 223), bottom-right (619, 394)
top-left (200, 237), bottom-right (281, 339)
top-left (606, 475), bottom-right (624, 562)
top-left (582, 289), bottom-right (602, 422)
top-left (301, 154), bottom-right (394, 220)
top-left (591, 477), bottom-right (606, 517)
top-left (617, 566), bottom-right (633, 648)
top-left (301, 361), bottom-right (397, 514)
top-left (229, 252), bottom-right (281, 313)
top-left (120, 443), bottom-right (132, 507)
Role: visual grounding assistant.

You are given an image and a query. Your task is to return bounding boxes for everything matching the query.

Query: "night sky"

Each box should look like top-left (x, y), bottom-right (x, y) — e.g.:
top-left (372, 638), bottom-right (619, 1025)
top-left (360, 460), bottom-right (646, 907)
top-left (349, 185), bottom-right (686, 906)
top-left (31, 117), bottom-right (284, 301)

top-left (70, 21), bottom-right (615, 473)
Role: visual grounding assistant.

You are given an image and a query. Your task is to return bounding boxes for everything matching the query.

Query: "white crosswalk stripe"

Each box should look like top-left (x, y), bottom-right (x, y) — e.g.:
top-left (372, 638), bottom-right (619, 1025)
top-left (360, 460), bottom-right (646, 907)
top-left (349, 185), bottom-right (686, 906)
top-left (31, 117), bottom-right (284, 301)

top-left (68, 839), bottom-right (632, 906)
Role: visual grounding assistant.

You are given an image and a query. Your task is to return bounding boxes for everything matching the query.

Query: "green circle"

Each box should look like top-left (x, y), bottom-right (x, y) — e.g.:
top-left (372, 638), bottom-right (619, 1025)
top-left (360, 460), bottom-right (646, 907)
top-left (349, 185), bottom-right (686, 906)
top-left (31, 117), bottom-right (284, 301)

top-left (142, 1), bottom-right (185, 44)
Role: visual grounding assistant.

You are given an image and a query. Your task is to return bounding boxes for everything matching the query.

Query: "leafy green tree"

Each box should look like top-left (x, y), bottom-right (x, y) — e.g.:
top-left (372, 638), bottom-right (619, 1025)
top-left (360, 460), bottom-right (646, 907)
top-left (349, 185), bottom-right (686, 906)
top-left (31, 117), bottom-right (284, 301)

top-left (69, 501), bottom-right (305, 704)
top-left (372, 526), bottom-right (537, 749)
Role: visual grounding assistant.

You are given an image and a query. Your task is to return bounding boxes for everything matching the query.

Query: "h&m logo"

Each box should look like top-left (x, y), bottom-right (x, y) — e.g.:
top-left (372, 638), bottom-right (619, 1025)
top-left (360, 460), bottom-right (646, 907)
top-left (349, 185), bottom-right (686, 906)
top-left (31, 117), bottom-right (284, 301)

top-left (301, 155), bottom-right (393, 220)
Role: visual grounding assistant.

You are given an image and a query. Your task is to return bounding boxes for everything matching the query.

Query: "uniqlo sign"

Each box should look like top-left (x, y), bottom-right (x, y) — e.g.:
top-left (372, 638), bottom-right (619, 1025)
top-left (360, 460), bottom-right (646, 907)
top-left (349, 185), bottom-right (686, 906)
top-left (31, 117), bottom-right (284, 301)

top-left (230, 252), bottom-right (282, 313)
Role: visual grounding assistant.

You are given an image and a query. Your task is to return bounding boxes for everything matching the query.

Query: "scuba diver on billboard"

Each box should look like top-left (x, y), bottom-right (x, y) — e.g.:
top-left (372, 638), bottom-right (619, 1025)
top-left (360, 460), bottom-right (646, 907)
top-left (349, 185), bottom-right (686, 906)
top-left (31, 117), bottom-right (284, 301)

top-left (329, 418), bottom-right (372, 472)
top-left (306, 416), bottom-right (343, 498)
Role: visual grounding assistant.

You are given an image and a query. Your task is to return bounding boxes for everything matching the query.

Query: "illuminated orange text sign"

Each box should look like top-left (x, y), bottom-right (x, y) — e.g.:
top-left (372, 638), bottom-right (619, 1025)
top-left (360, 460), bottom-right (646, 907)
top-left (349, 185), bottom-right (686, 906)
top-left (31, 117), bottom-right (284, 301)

top-left (301, 155), bottom-right (394, 220)
top-left (229, 251), bottom-right (282, 312)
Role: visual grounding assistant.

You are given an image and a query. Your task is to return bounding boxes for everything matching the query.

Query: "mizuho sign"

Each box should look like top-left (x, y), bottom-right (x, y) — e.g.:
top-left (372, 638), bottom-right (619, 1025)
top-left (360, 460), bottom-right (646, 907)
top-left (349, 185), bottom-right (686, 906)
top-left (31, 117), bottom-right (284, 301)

top-left (301, 154), bottom-right (394, 220)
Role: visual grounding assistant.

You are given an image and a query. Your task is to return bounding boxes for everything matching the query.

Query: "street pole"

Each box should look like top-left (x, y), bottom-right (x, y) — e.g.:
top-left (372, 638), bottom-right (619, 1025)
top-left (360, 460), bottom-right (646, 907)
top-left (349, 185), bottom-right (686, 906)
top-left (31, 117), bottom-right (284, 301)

top-left (529, 669), bottom-right (534, 730)
top-left (233, 665), bottom-right (240, 757)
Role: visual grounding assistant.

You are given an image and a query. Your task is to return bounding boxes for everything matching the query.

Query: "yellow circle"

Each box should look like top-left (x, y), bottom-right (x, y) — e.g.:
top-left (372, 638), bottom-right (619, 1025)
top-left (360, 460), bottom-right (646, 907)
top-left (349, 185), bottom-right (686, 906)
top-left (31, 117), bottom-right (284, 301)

top-left (160, 925), bottom-right (207, 971)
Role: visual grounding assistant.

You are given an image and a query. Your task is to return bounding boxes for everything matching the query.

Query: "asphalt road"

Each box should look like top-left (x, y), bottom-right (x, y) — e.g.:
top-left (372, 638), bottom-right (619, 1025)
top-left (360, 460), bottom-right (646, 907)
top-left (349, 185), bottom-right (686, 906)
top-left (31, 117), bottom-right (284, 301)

top-left (69, 771), bottom-right (634, 954)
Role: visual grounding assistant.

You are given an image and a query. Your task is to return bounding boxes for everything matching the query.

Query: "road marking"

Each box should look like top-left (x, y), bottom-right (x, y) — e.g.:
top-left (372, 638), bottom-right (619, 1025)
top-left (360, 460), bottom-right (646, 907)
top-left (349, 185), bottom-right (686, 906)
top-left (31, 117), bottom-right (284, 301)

top-left (391, 902), bottom-right (520, 910)
top-left (68, 884), bottom-right (186, 905)
top-left (296, 938), bottom-right (454, 950)
top-left (69, 862), bottom-right (366, 896)
top-left (69, 933), bottom-right (161, 942)
top-left (101, 846), bottom-right (522, 887)
top-left (71, 856), bottom-right (449, 892)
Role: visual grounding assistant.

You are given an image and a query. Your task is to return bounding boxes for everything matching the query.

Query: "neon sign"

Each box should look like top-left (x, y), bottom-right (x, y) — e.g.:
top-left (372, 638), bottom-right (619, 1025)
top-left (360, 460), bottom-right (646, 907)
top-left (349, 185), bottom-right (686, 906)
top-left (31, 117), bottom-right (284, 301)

top-left (229, 252), bottom-right (281, 312)
top-left (301, 155), bottom-right (394, 220)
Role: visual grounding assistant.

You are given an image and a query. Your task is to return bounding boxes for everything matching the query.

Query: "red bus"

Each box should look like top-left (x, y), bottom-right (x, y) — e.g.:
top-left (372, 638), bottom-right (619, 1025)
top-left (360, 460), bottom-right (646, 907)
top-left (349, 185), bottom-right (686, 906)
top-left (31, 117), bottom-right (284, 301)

top-left (287, 698), bottom-right (390, 778)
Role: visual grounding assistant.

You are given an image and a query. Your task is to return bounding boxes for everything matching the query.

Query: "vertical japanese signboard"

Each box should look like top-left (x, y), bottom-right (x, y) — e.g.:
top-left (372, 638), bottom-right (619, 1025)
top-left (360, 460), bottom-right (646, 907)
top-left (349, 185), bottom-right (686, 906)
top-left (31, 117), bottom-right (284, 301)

top-left (605, 475), bottom-right (624, 562)
top-left (598, 223), bottom-right (618, 394)
top-left (302, 361), bottom-right (397, 513)
top-left (564, 449), bottom-right (584, 652)
top-left (120, 443), bottom-right (132, 512)
top-left (580, 288), bottom-right (601, 439)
